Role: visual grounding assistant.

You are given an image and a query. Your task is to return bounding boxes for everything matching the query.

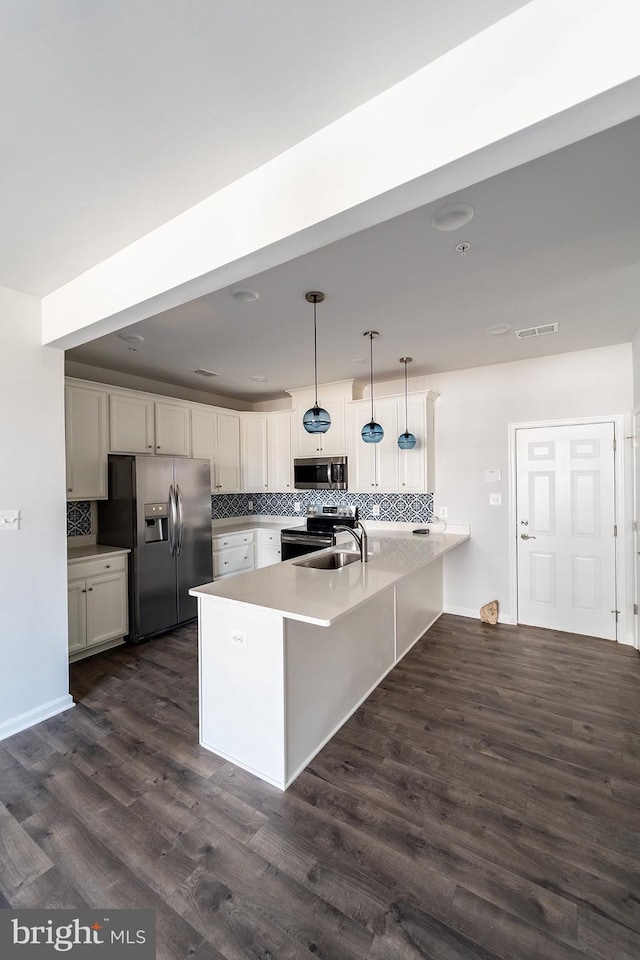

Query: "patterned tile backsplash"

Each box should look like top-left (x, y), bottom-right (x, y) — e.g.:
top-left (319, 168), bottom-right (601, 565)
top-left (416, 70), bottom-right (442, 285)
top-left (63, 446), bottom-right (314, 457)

top-left (67, 501), bottom-right (93, 537)
top-left (68, 491), bottom-right (434, 536)
top-left (211, 491), bottom-right (434, 523)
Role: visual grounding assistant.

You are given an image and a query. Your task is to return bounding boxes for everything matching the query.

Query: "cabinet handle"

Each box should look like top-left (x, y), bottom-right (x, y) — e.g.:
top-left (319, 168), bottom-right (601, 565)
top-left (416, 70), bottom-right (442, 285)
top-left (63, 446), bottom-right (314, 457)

top-left (147, 444), bottom-right (153, 449)
top-left (157, 445), bottom-right (161, 450)
top-left (88, 587), bottom-right (93, 592)
top-left (224, 560), bottom-right (229, 565)
top-left (68, 488), bottom-right (73, 493)
top-left (81, 588), bottom-right (87, 593)
top-left (402, 482), bottom-right (406, 486)
top-left (105, 563), bottom-right (111, 568)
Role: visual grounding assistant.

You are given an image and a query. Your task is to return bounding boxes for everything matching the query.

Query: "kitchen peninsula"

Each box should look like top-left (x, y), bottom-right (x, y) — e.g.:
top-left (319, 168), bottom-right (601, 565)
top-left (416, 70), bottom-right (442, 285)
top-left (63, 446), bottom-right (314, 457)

top-left (190, 528), bottom-right (469, 789)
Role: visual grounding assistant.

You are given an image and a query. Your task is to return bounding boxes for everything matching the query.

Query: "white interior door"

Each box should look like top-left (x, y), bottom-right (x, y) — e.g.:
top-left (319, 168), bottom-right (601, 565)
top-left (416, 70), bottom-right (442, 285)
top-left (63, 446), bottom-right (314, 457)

top-left (633, 411), bottom-right (640, 649)
top-left (516, 422), bottom-right (617, 640)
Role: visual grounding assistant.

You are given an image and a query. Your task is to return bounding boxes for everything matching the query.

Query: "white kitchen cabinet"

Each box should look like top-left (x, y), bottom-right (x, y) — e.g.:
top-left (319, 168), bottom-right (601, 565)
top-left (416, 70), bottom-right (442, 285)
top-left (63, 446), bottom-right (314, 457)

top-left (65, 383), bottom-right (109, 500)
top-left (213, 531), bottom-right (255, 578)
top-left (255, 529), bottom-right (282, 567)
top-left (292, 394), bottom-right (347, 457)
top-left (67, 553), bottom-right (128, 661)
top-left (192, 407), bottom-right (242, 493)
top-left (347, 392), bottom-right (435, 493)
top-left (241, 415), bottom-right (268, 492)
top-left (110, 393), bottom-right (190, 456)
top-left (267, 411), bottom-right (292, 492)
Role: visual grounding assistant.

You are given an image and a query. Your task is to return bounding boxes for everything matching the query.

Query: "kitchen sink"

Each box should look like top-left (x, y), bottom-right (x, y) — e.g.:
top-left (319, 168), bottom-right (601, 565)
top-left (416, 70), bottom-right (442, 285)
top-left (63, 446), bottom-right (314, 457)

top-left (294, 550), bottom-right (362, 570)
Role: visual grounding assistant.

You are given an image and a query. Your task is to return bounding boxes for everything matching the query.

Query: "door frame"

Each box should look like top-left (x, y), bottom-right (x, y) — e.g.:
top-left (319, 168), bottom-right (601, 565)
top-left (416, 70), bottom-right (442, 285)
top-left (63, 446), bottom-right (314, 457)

top-left (508, 414), bottom-right (626, 642)
top-left (632, 405), bottom-right (640, 650)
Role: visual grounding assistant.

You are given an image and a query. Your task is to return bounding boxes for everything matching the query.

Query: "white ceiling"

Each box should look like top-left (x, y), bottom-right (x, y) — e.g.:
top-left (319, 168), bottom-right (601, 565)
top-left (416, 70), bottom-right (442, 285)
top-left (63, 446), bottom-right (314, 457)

top-left (1, 0), bottom-right (529, 297)
top-left (68, 117), bottom-right (640, 401)
top-left (6, 2), bottom-right (639, 400)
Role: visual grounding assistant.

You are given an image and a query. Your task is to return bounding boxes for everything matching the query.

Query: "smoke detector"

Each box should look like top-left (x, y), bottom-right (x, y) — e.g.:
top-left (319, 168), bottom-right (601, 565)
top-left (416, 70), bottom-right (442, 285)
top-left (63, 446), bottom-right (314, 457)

top-left (515, 322), bottom-right (559, 340)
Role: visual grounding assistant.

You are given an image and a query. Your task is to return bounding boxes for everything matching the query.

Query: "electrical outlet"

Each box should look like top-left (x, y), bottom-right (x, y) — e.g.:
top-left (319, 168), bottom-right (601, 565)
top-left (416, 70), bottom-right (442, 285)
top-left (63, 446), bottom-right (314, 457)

top-left (0, 510), bottom-right (20, 530)
top-left (248, 500), bottom-right (254, 510)
top-left (438, 506), bottom-right (448, 519)
top-left (230, 631), bottom-right (247, 649)
top-left (372, 504), bottom-right (381, 517)
top-left (489, 493), bottom-right (502, 506)
top-left (294, 502), bottom-right (301, 512)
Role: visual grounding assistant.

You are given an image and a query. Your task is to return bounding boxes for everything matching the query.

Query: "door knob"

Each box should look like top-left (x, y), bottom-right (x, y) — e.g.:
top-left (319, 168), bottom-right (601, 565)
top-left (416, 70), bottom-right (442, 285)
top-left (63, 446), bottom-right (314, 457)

top-left (520, 533), bottom-right (537, 540)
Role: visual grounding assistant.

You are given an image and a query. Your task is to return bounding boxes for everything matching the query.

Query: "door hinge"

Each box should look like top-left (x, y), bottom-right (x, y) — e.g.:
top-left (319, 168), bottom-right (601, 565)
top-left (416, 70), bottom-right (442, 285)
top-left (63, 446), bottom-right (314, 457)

top-left (634, 603), bottom-right (638, 616)
top-left (633, 520), bottom-right (638, 533)
top-left (614, 524), bottom-right (618, 537)
top-left (613, 438), bottom-right (617, 452)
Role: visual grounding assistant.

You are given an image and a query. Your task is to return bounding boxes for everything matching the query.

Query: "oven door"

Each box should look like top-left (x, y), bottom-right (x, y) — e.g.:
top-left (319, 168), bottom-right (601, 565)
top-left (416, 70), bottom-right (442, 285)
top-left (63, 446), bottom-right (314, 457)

top-left (280, 530), bottom-right (333, 561)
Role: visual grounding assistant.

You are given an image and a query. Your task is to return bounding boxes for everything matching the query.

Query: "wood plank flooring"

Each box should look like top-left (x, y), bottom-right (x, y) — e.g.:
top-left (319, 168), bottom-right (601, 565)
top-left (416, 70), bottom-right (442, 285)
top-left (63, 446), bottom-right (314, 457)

top-left (1, 614), bottom-right (640, 959)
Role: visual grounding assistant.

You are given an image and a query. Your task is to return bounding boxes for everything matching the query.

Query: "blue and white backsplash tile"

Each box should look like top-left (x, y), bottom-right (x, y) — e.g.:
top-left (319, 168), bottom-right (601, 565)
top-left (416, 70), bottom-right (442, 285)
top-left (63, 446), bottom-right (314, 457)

top-left (67, 501), bottom-right (92, 537)
top-left (211, 491), bottom-right (434, 523)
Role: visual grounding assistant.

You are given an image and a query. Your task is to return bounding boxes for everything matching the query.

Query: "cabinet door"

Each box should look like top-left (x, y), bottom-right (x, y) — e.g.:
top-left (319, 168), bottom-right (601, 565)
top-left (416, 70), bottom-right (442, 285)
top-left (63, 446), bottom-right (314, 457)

top-left (191, 408), bottom-right (217, 492)
top-left (65, 384), bottom-right (108, 500)
top-left (110, 393), bottom-right (154, 453)
top-left (67, 581), bottom-right (87, 654)
top-left (399, 395), bottom-right (427, 492)
top-left (215, 411), bottom-right (241, 492)
top-left (267, 412), bottom-right (292, 492)
top-left (155, 401), bottom-right (191, 457)
top-left (374, 398), bottom-right (400, 492)
top-left (346, 401), bottom-right (376, 492)
top-left (85, 573), bottom-right (128, 647)
top-left (293, 395), bottom-right (346, 457)
top-left (241, 416), bottom-right (268, 491)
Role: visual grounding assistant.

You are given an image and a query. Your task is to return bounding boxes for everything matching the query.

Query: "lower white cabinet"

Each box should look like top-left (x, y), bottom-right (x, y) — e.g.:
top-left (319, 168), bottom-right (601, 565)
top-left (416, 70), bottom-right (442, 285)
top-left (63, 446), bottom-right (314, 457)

top-left (213, 531), bottom-right (255, 578)
top-left (67, 553), bottom-right (128, 661)
top-left (255, 529), bottom-right (282, 567)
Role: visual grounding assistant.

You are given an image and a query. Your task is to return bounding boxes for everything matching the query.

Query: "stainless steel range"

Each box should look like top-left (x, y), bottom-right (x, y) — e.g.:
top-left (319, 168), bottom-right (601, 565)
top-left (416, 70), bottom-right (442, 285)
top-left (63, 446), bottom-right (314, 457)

top-left (280, 504), bottom-right (358, 561)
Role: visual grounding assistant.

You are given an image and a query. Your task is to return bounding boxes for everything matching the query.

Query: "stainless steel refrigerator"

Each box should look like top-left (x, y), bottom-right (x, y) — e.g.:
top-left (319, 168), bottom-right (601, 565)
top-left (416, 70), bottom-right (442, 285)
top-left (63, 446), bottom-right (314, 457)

top-left (98, 455), bottom-right (213, 642)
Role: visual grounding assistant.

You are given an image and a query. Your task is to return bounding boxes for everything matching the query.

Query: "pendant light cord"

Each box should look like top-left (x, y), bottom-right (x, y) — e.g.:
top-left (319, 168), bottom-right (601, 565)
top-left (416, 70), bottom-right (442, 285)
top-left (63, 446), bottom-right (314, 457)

top-left (369, 333), bottom-right (374, 422)
top-left (313, 299), bottom-right (319, 408)
top-left (404, 359), bottom-right (408, 434)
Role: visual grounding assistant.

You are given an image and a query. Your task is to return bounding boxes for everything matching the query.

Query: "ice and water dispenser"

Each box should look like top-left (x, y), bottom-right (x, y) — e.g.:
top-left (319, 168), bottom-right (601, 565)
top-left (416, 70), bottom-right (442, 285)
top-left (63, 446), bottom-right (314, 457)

top-left (144, 502), bottom-right (169, 542)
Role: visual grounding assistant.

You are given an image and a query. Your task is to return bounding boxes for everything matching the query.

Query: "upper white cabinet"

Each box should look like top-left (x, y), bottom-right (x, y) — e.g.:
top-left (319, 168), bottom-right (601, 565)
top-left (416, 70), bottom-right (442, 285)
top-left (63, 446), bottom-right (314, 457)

top-left (191, 407), bottom-right (242, 493)
top-left (346, 392), bottom-right (436, 493)
top-left (287, 381), bottom-right (353, 458)
top-left (241, 415), bottom-right (268, 492)
top-left (110, 393), bottom-right (190, 456)
top-left (267, 411), bottom-right (292, 492)
top-left (65, 383), bottom-right (109, 500)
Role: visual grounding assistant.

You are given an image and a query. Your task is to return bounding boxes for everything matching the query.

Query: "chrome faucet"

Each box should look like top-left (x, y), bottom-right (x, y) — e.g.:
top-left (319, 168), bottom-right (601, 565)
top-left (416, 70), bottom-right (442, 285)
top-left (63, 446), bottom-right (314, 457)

top-left (335, 520), bottom-right (368, 563)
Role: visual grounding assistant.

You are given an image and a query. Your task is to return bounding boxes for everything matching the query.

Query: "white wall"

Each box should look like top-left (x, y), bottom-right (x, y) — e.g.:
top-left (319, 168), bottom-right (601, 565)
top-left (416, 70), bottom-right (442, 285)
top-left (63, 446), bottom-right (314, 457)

top-left (426, 344), bottom-right (633, 633)
top-left (632, 324), bottom-right (640, 408)
top-left (0, 285), bottom-right (72, 739)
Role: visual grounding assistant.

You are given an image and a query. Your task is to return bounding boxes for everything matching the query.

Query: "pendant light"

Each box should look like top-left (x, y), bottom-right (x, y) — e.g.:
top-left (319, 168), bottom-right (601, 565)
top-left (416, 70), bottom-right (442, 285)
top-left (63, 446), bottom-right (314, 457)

top-left (361, 331), bottom-right (384, 443)
top-left (302, 291), bottom-right (331, 434)
top-left (398, 357), bottom-right (417, 449)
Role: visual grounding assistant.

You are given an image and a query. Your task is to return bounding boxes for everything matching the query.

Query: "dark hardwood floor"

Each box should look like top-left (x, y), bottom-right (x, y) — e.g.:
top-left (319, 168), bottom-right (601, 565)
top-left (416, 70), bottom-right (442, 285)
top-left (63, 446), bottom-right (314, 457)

top-left (1, 614), bottom-right (640, 959)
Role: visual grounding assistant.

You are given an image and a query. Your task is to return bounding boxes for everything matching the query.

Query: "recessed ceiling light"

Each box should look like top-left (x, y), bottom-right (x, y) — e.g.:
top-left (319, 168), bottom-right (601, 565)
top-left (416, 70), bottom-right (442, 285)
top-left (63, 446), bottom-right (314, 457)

top-left (249, 375), bottom-right (267, 382)
top-left (118, 332), bottom-right (144, 343)
top-left (487, 323), bottom-right (511, 335)
top-left (430, 201), bottom-right (474, 232)
top-left (231, 288), bottom-right (259, 302)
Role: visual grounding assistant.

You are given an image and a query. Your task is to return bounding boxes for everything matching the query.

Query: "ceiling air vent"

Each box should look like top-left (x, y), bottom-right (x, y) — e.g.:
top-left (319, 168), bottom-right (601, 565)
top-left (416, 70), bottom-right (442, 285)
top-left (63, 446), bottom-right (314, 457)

top-left (193, 368), bottom-right (220, 377)
top-left (515, 322), bottom-right (559, 340)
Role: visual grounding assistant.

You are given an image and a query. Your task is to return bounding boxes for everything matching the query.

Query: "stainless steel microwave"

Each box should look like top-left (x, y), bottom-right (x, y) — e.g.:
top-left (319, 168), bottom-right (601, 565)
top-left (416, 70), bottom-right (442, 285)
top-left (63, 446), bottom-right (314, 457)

top-left (293, 456), bottom-right (348, 490)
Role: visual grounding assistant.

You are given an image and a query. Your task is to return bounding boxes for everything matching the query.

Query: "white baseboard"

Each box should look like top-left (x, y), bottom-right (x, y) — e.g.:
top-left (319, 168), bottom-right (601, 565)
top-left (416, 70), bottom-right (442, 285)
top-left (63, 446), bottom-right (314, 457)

top-left (443, 604), bottom-right (516, 625)
top-left (0, 695), bottom-right (75, 743)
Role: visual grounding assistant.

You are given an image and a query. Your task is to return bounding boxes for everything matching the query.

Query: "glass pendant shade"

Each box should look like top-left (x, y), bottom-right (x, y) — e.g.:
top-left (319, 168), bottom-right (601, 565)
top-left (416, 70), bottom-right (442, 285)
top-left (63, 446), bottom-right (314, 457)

top-left (398, 430), bottom-right (416, 449)
top-left (362, 420), bottom-right (384, 443)
top-left (397, 356), bottom-right (416, 450)
top-left (303, 404), bottom-right (331, 434)
top-left (303, 291), bottom-right (331, 435)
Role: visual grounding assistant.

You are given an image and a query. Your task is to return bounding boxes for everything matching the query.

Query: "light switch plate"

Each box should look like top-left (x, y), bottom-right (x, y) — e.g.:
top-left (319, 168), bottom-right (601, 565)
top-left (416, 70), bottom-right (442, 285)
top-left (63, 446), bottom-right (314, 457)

top-left (489, 493), bottom-right (502, 506)
top-left (0, 510), bottom-right (20, 530)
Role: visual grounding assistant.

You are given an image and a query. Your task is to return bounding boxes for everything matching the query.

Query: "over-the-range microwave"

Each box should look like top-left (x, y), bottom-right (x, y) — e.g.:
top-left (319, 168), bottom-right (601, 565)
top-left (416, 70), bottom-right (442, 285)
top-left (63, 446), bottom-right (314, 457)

top-left (293, 456), bottom-right (348, 490)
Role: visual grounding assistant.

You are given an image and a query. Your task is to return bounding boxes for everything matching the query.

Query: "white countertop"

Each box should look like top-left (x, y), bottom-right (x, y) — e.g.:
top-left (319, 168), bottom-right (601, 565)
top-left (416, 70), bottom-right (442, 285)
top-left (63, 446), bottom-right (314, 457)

top-left (191, 530), bottom-right (469, 627)
top-left (67, 544), bottom-right (130, 564)
top-left (212, 517), bottom-right (296, 536)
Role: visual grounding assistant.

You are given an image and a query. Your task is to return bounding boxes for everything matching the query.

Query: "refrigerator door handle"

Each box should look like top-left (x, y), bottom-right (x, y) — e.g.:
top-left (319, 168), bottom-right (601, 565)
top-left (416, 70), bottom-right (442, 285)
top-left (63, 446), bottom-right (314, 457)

top-left (176, 484), bottom-right (185, 555)
top-left (168, 483), bottom-right (178, 556)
